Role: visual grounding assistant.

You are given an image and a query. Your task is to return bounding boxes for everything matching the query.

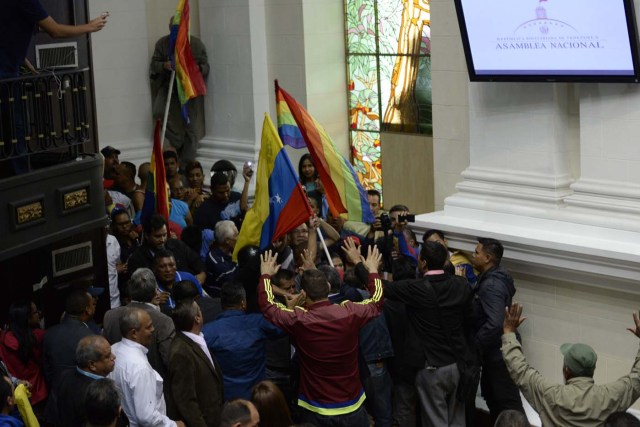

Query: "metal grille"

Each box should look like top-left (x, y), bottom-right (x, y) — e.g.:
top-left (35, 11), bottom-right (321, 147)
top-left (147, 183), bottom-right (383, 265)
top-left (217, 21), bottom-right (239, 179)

top-left (51, 241), bottom-right (92, 277)
top-left (35, 42), bottom-right (78, 69)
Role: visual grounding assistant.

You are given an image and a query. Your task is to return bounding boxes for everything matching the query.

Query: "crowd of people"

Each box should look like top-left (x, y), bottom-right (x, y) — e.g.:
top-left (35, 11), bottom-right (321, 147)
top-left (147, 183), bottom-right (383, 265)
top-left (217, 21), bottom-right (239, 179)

top-left (1, 147), bottom-right (640, 427)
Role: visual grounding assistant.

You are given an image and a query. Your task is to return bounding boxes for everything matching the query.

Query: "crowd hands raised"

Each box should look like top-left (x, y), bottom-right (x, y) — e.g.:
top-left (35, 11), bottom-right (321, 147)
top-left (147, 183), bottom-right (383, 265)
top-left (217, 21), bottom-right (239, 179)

top-left (1, 150), bottom-right (640, 427)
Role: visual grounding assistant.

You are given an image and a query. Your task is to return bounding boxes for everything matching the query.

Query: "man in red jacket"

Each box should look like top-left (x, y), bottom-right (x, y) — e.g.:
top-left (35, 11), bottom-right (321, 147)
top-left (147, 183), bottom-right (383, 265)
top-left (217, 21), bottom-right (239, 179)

top-left (258, 246), bottom-right (383, 427)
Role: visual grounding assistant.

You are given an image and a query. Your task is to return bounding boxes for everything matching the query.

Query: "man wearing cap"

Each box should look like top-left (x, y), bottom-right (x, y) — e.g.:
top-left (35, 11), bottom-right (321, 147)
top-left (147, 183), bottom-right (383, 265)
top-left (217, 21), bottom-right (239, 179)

top-left (502, 303), bottom-right (640, 427)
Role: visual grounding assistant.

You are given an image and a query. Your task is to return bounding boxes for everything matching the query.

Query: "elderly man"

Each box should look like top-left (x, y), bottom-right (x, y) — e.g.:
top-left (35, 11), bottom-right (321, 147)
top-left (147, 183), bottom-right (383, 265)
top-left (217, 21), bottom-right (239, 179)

top-left (169, 300), bottom-right (224, 426)
top-left (56, 336), bottom-right (116, 427)
top-left (109, 307), bottom-right (185, 427)
top-left (502, 303), bottom-right (640, 427)
top-left (103, 268), bottom-right (175, 383)
top-left (204, 220), bottom-right (238, 297)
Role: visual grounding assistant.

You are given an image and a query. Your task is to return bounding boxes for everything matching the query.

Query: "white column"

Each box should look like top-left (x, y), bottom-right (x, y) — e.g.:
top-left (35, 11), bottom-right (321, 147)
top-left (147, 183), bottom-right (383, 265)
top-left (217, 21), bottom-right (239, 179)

top-left (564, 84), bottom-right (640, 232)
top-left (197, 0), bottom-right (348, 179)
top-left (445, 83), bottom-right (579, 218)
top-left (198, 0), bottom-right (259, 176)
top-left (90, 0), bottom-right (154, 165)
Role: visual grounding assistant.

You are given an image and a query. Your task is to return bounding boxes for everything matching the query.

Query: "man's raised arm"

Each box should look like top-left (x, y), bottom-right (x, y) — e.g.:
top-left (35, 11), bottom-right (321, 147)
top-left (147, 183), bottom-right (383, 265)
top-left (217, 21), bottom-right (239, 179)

top-left (257, 250), bottom-right (299, 333)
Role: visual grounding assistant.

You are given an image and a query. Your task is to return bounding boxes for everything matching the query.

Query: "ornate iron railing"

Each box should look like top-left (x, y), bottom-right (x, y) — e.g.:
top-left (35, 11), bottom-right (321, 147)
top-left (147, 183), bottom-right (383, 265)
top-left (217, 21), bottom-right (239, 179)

top-left (0, 68), bottom-right (94, 172)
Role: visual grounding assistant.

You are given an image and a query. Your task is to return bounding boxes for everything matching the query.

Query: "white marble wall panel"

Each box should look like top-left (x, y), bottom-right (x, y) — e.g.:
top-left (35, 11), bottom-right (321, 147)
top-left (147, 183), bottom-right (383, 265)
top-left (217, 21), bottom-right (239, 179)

top-left (430, 0), bottom-right (470, 211)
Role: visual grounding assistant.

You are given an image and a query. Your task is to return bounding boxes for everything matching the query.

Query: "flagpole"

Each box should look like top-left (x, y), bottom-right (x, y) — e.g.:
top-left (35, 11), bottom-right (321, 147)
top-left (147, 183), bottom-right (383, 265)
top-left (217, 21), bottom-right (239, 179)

top-left (160, 69), bottom-right (176, 146)
top-left (316, 228), bottom-right (334, 268)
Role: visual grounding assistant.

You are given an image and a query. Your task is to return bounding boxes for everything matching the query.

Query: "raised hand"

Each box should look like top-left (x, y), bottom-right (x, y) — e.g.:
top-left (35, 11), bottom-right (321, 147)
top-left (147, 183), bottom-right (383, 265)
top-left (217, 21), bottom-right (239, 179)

top-left (362, 245), bottom-right (382, 274)
top-left (286, 291), bottom-right (306, 309)
top-left (341, 237), bottom-right (362, 266)
top-left (627, 312), bottom-right (640, 338)
top-left (503, 302), bottom-right (526, 334)
top-left (300, 249), bottom-right (316, 271)
top-left (260, 250), bottom-right (280, 276)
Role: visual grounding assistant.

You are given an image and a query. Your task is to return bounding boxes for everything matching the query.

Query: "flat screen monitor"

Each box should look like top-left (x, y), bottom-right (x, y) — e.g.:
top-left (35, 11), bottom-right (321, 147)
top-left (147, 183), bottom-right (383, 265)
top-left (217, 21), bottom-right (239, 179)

top-left (454, 0), bottom-right (640, 82)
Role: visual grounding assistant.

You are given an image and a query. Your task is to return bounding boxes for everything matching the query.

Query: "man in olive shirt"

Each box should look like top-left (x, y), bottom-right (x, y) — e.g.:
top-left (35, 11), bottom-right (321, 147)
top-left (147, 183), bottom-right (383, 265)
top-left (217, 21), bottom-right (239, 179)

top-left (502, 303), bottom-right (640, 427)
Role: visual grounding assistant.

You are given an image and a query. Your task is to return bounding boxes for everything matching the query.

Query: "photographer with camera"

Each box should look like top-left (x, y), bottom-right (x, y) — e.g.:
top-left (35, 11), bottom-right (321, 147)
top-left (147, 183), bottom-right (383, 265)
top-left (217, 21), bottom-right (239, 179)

top-left (376, 204), bottom-right (416, 276)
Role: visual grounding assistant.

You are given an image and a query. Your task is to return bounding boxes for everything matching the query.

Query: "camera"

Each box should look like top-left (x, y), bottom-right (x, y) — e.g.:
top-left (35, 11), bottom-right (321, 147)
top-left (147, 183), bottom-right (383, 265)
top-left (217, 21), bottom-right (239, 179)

top-left (398, 214), bottom-right (415, 223)
top-left (379, 213), bottom-right (392, 230)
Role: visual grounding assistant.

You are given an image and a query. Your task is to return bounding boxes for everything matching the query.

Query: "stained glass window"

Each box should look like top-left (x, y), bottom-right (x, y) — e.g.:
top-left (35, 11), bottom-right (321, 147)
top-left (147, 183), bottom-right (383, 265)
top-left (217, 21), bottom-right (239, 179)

top-left (345, 0), bottom-right (432, 196)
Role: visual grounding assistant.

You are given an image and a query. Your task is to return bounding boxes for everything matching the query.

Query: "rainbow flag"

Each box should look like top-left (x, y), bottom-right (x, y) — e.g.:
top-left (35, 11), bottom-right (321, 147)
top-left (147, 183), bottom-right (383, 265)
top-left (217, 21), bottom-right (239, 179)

top-left (275, 82), bottom-right (374, 224)
top-left (233, 114), bottom-right (313, 261)
top-left (169, 0), bottom-right (207, 122)
top-left (141, 120), bottom-right (170, 224)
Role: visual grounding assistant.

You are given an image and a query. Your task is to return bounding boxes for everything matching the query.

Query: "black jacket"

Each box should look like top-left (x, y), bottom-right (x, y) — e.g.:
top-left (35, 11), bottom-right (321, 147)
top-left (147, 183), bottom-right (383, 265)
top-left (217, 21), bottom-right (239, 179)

top-left (384, 273), bottom-right (474, 369)
top-left (127, 238), bottom-right (204, 276)
top-left (474, 265), bottom-right (517, 363)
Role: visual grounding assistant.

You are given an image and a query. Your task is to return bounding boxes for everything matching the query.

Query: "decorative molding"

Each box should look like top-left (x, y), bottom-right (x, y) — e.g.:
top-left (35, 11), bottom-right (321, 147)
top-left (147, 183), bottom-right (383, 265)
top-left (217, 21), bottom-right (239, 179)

top-left (57, 181), bottom-right (91, 215)
top-left (461, 167), bottom-right (574, 190)
top-left (197, 136), bottom-right (258, 166)
top-left (197, 136), bottom-right (259, 195)
top-left (11, 196), bottom-right (45, 230)
top-left (413, 209), bottom-right (640, 295)
top-left (454, 167), bottom-right (574, 210)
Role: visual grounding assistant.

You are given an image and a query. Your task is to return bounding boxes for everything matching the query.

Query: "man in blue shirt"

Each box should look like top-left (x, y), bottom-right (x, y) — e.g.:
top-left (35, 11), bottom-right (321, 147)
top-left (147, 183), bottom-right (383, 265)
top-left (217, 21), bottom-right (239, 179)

top-left (203, 281), bottom-right (283, 400)
top-left (153, 249), bottom-right (203, 315)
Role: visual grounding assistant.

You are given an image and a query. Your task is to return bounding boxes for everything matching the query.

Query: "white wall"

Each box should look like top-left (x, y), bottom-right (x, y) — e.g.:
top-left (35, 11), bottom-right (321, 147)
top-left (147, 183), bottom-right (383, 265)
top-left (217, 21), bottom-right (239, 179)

top-left (426, 0), bottom-right (640, 410)
top-left (430, 0), bottom-right (470, 211)
top-left (89, 0), bottom-right (154, 164)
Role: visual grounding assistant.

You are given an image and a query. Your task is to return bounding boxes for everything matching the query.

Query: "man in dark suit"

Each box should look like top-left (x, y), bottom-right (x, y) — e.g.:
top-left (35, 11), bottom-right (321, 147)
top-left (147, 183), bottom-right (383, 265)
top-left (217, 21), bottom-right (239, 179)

top-left (43, 289), bottom-right (96, 424)
top-left (169, 299), bottom-right (224, 427)
top-left (102, 268), bottom-right (175, 381)
top-left (56, 335), bottom-right (116, 427)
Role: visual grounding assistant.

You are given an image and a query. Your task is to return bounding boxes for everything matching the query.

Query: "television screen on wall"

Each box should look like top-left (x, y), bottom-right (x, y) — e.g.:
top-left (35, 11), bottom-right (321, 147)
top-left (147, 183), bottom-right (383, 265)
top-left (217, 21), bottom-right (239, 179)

top-left (454, 0), bottom-right (640, 82)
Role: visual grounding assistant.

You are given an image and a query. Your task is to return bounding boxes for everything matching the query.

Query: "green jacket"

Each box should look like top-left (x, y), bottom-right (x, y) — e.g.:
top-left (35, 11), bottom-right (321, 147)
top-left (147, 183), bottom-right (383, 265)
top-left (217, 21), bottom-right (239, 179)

top-left (501, 333), bottom-right (640, 427)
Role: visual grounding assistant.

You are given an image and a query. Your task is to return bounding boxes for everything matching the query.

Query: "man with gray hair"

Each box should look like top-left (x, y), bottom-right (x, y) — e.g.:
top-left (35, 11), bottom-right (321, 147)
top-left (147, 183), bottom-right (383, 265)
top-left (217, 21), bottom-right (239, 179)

top-left (109, 307), bottom-right (185, 427)
top-left (204, 220), bottom-right (238, 296)
top-left (103, 268), bottom-right (175, 382)
top-left (56, 335), bottom-right (116, 426)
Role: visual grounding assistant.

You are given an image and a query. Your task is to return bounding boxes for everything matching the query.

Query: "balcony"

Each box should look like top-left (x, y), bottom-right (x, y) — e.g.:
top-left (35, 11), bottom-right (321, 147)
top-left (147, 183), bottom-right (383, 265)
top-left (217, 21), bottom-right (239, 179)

top-left (0, 68), bottom-right (95, 175)
top-left (0, 69), bottom-right (106, 262)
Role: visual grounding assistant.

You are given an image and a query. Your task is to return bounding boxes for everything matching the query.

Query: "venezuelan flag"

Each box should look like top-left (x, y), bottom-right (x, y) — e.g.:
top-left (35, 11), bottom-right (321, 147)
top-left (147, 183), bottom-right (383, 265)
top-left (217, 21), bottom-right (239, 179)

top-left (275, 82), bottom-right (374, 224)
top-left (169, 0), bottom-right (207, 121)
top-left (141, 120), bottom-right (170, 224)
top-left (233, 114), bottom-right (314, 261)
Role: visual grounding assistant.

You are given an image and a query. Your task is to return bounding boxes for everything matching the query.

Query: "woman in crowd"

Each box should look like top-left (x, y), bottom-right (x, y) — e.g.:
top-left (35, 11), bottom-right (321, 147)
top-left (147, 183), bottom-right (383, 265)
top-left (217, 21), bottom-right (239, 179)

top-left (0, 302), bottom-right (47, 408)
top-left (251, 380), bottom-right (294, 427)
top-left (298, 154), bottom-right (322, 210)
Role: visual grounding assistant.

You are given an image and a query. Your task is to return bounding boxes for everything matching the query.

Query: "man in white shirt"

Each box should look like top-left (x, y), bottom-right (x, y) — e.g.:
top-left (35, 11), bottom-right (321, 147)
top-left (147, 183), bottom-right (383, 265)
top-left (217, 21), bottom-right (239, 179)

top-left (109, 307), bottom-right (185, 427)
